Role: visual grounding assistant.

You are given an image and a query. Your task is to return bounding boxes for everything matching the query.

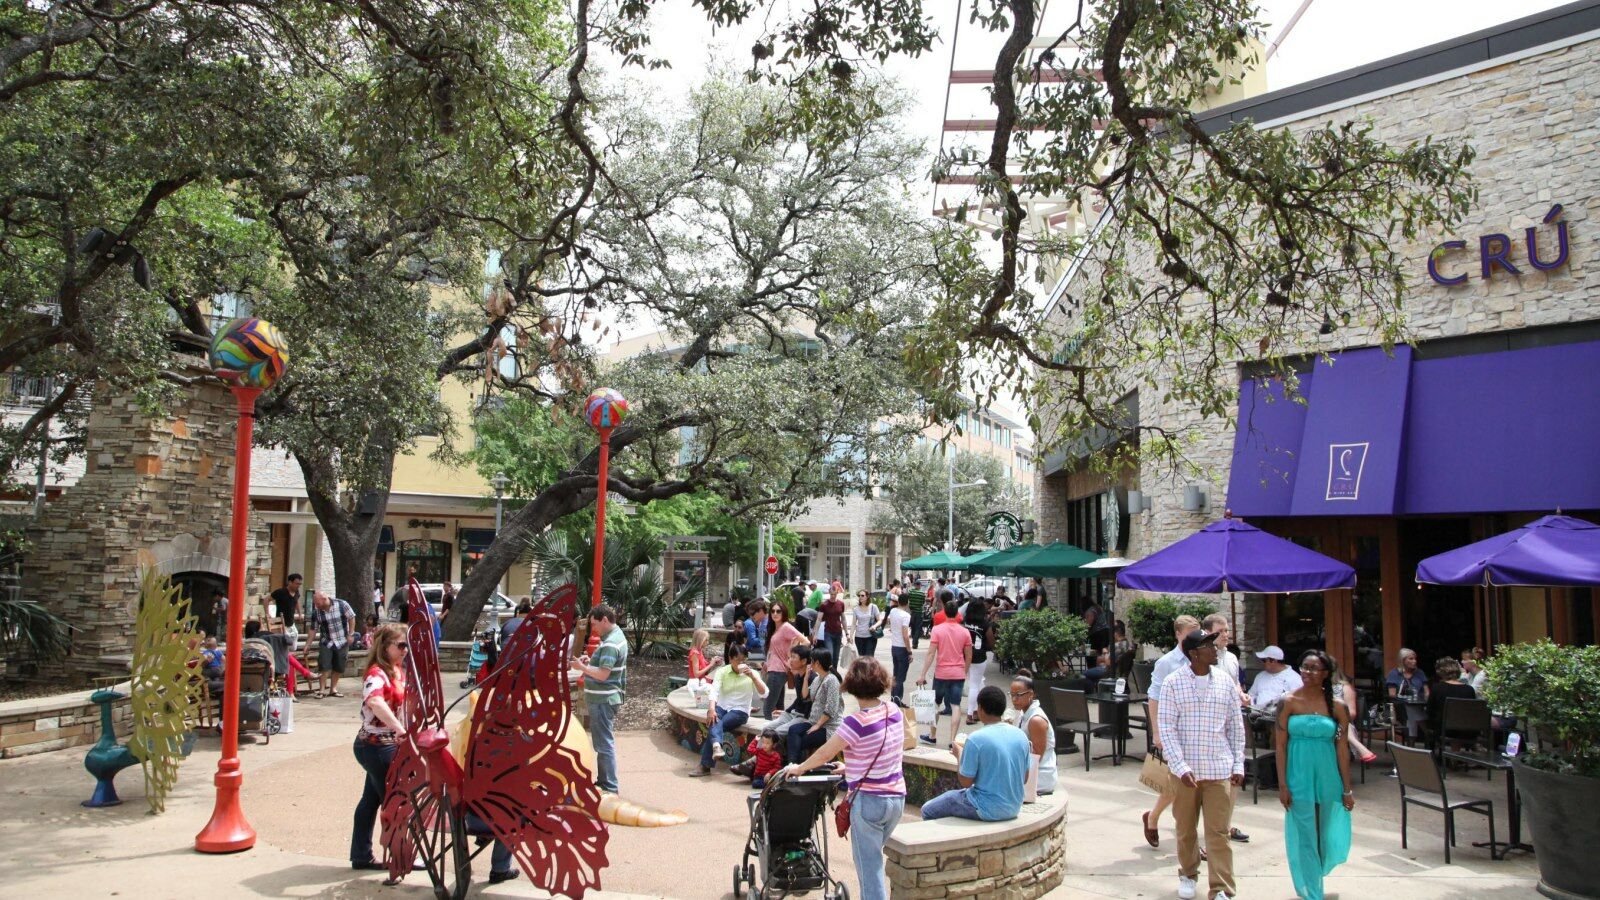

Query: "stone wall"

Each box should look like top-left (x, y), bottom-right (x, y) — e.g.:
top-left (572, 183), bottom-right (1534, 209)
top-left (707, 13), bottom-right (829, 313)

top-left (0, 683), bottom-right (131, 759)
top-left (884, 798), bottom-right (1068, 899)
top-left (23, 377), bottom-right (271, 679)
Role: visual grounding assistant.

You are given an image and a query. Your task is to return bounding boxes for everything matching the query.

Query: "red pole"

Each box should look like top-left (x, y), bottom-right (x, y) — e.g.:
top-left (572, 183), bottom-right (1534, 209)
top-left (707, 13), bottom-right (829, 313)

top-left (589, 428), bottom-right (612, 608)
top-left (196, 386), bottom-right (261, 853)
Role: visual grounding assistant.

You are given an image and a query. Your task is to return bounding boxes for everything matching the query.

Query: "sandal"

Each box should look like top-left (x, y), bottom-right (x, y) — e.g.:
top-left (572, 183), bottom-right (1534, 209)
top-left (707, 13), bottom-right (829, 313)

top-left (311, 691), bottom-right (325, 700)
top-left (329, 690), bottom-right (344, 697)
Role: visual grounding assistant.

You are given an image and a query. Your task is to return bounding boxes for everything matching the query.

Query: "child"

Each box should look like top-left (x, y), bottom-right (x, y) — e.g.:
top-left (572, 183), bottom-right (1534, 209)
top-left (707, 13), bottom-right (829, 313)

top-left (688, 628), bottom-right (721, 682)
top-left (201, 637), bottom-right (224, 674)
top-left (744, 733), bottom-right (784, 788)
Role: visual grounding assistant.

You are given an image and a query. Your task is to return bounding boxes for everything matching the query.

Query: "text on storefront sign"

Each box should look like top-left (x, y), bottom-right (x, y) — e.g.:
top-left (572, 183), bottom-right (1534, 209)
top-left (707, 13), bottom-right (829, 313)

top-left (1427, 204), bottom-right (1570, 285)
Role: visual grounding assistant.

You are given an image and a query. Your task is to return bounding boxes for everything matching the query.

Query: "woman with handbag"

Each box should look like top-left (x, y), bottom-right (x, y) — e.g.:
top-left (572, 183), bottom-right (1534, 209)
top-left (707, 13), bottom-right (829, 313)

top-left (851, 590), bottom-right (883, 660)
top-left (781, 657), bottom-right (905, 900)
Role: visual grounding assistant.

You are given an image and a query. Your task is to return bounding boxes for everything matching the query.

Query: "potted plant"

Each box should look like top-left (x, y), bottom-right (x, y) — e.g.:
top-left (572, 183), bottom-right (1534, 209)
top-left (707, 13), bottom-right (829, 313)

top-left (1481, 639), bottom-right (1600, 899)
top-left (1124, 595), bottom-right (1216, 687)
top-left (995, 609), bottom-right (1090, 687)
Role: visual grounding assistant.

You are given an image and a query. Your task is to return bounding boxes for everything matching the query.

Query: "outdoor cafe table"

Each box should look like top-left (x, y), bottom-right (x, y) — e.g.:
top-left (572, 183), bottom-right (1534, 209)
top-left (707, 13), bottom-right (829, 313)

top-left (1441, 747), bottom-right (1535, 859)
top-left (1088, 686), bottom-right (1147, 765)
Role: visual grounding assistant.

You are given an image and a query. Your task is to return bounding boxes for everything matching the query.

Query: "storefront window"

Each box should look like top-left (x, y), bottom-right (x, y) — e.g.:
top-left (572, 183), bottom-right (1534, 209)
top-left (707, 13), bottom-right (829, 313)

top-left (398, 538), bottom-right (451, 585)
top-left (826, 537), bottom-right (850, 586)
top-left (1350, 536), bottom-right (1385, 693)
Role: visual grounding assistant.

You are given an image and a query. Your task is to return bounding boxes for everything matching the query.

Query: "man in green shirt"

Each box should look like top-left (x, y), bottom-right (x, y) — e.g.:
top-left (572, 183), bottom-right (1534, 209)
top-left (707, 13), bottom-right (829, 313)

top-left (907, 582), bottom-right (927, 650)
top-left (570, 604), bottom-right (627, 793)
top-left (806, 581), bottom-right (824, 610)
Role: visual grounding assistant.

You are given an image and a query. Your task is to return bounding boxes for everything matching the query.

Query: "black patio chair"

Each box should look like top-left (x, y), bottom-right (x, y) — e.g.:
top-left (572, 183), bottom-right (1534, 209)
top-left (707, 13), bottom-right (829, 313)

top-left (1050, 688), bottom-right (1116, 772)
top-left (1392, 743), bottom-right (1494, 864)
top-left (1438, 697), bottom-right (1495, 776)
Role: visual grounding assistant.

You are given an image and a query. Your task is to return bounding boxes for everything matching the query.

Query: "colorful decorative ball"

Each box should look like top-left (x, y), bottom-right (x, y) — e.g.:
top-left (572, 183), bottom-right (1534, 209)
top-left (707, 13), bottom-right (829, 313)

top-left (209, 317), bottom-right (289, 390)
top-left (583, 388), bottom-right (628, 431)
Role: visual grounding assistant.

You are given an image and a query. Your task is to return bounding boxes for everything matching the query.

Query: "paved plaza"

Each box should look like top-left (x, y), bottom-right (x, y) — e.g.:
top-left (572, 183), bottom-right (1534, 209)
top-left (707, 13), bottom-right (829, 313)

top-left (0, 651), bottom-right (1542, 900)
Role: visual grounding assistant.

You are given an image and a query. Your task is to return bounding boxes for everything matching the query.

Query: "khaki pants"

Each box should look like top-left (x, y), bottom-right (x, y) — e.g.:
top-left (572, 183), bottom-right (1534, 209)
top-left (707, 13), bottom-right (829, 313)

top-left (1173, 777), bottom-right (1236, 897)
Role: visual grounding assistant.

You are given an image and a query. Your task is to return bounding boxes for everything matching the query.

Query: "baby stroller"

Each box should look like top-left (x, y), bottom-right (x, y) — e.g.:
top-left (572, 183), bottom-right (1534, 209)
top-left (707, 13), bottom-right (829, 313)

top-left (734, 770), bottom-right (850, 900)
top-left (460, 627), bottom-right (500, 688)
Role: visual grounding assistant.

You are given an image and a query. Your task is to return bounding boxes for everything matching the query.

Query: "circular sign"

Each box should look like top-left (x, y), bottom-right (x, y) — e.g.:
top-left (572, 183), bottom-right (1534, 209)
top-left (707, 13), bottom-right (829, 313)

top-left (765, 556), bottom-right (779, 575)
top-left (986, 511), bottom-right (1021, 550)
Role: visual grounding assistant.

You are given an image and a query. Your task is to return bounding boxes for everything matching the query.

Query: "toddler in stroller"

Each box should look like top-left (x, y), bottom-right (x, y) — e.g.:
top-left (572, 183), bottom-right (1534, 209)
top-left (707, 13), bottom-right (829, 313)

top-left (733, 770), bottom-right (851, 900)
top-left (461, 627), bottom-right (500, 688)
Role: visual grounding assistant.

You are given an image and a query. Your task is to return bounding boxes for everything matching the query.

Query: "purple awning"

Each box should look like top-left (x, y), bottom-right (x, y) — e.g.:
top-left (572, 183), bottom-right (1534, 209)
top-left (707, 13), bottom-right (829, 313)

top-left (1415, 514), bottom-right (1600, 587)
top-left (1117, 518), bottom-right (1356, 594)
top-left (1228, 339), bottom-right (1600, 516)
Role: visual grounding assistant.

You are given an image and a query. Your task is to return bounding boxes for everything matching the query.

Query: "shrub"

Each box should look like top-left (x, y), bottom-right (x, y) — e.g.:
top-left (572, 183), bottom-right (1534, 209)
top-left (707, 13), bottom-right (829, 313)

top-left (994, 609), bottom-right (1089, 675)
top-left (1482, 639), bottom-right (1600, 778)
top-left (1125, 595), bottom-right (1218, 651)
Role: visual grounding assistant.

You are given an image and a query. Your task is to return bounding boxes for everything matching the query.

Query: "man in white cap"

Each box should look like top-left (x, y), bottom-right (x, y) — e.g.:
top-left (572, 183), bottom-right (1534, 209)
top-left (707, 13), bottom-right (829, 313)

top-left (1246, 645), bottom-right (1304, 710)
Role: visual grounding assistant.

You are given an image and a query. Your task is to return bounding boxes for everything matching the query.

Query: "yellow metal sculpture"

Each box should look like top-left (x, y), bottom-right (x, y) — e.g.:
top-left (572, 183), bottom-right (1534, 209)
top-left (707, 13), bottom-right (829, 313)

top-left (128, 569), bottom-right (203, 814)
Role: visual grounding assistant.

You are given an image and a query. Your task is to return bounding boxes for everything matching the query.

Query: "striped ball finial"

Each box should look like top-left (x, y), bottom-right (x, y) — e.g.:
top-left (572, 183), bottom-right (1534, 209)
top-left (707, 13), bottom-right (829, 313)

top-left (583, 388), bottom-right (628, 431)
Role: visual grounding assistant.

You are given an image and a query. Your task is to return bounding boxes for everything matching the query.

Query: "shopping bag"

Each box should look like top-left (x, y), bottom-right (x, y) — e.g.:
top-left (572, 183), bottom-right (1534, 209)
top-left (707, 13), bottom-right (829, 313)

top-left (269, 693), bottom-right (294, 734)
top-left (909, 687), bottom-right (936, 726)
top-left (1138, 747), bottom-right (1172, 795)
top-left (898, 703), bottom-right (919, 751)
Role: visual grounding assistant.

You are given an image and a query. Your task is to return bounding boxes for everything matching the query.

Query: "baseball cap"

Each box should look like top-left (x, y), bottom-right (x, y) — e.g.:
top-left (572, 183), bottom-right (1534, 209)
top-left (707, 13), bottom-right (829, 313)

top-left (1255, 645), bottom-right (1286, 661)
top-left (1181, 630), bottom-right (1220, 654)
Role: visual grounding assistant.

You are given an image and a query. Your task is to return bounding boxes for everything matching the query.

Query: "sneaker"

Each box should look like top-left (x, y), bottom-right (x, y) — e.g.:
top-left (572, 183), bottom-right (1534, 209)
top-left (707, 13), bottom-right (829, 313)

top-left (489, 869), bottom-right (519, 885)
top-left (689, 766), bottom-right (713, 777)
top-left (1177, 876), bottom-right (1197, 899)
top-left (1229, 827), bottom-right (1249, 843)
top-left (712, 742), bottom-right (725, 760)
top-left (1213, 894), bottom-right (1232, 900)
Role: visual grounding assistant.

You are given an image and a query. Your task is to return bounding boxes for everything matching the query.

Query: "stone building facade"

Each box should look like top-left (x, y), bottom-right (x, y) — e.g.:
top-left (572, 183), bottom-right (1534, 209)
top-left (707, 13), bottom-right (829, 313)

top-left (1035, 6), bottom-right (1600, 668)
top-left (24, 377), bottom-right (271, 678)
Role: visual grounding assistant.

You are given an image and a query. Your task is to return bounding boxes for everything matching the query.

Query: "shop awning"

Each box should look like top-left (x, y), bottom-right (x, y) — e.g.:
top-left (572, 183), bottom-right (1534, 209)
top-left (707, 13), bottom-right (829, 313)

top-left (377, 525), bottom-right (395, 554)
top-left (460, 528), bottom-right (496, 553)
top-left (1227, 338), bottom-right (1600, 516)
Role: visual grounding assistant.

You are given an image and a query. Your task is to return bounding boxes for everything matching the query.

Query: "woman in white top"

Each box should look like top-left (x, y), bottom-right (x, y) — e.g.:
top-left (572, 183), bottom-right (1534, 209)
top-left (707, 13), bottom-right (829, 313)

top-left (691, 643), bottom-right (767, 776)
top-left (1009, 671), bottom-right (1056, 796)
top-left (850, 590), bottom-right (883, 660)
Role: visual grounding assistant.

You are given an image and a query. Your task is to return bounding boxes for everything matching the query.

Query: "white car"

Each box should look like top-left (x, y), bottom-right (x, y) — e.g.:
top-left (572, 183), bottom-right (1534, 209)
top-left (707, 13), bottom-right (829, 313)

top-left (959, 576), bottom-right (1007, 600)
top-left (388, 583), bottom-right (515, 631)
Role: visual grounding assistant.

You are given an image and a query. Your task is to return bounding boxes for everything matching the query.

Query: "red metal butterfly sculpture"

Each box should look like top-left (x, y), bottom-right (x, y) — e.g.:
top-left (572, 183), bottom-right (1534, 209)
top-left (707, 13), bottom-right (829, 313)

top-left (379, 579), bottom-right (609, 899)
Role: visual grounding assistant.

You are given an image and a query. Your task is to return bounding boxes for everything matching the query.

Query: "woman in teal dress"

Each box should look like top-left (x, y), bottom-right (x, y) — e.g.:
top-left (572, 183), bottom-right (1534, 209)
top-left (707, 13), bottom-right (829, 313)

top-left (1274, 649), bottom-right (1354, 900)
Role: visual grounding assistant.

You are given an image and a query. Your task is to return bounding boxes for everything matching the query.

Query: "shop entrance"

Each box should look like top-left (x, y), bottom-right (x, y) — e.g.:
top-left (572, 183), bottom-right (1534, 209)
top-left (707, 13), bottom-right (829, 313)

top-left (1399, 518), bottom-right (1478, 667)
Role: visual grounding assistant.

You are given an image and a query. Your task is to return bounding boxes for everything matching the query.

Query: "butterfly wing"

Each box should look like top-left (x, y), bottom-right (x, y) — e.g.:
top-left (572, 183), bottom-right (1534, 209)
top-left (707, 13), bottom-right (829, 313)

top-left (379, 738), bottom-right (427, 879)
top-left (404, 578), bottom-right (446, 732)
top-left (463, 584), bottom-right (610, 899)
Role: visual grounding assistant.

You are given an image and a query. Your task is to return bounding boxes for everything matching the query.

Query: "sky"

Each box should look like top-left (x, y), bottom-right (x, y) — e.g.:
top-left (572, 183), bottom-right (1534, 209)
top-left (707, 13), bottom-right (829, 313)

top-left (591, 0), bottom-right (1573, 425)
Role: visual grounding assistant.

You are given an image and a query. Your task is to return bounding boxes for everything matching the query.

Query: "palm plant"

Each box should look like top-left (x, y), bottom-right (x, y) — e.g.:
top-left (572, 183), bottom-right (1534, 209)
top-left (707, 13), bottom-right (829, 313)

top-left (524, 530), bottom-right (699, 657)
top-left (0, 592), bottom-right (73, 670)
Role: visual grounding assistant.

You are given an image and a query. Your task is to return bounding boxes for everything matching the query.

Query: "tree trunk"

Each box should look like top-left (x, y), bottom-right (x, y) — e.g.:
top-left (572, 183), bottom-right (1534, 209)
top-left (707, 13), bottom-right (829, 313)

top-left (295, 447), bottom-right (393, 627)
top-left (446, 480), bottom-right (598, 641)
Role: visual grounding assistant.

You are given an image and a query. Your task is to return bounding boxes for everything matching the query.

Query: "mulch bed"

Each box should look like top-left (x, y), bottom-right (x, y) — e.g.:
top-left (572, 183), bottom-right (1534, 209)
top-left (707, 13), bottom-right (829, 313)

top-left (615, 656), bottom-right (680, 731)
top-left (0, 678), bottom-right (80, 703)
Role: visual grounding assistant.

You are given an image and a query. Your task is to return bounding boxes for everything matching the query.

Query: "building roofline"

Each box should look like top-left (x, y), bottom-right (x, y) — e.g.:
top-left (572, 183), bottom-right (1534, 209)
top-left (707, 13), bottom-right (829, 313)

top-left (1195, 0), bottom-right (1600, 133)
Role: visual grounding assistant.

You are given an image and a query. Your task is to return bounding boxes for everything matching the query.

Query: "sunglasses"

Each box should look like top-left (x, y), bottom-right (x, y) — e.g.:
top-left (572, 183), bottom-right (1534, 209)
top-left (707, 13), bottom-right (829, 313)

top-left (395, 642), bottom-right (409, 650)
top-left (1009, 689), bottom-right (1033, 697)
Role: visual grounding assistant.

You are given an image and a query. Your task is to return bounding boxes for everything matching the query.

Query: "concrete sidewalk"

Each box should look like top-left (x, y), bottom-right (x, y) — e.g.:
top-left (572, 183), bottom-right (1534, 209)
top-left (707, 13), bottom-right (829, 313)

top-left (0, 655), bottom-right (1544, 899)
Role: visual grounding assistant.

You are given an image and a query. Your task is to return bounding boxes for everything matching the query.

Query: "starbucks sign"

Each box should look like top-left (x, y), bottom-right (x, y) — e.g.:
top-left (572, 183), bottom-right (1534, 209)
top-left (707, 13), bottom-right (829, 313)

top-left (986, 512), bottom-right (1022, 550)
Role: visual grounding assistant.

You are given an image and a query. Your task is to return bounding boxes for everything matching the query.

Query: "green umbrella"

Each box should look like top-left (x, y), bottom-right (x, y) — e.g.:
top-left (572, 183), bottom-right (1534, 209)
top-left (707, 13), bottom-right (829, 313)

top-left (965, 545), bottom-right (1040, 576)
top-left (901, 549), bottom-right (967, 571)
top-left (1010, 541), bottom-right (1102, 578)
top-left (955, 549), bottom-right (1001, 572)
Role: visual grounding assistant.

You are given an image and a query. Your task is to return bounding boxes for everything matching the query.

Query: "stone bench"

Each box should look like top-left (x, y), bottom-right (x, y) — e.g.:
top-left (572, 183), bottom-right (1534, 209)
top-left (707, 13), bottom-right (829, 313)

top-left (0, 681), bottom-right (133, 758)
top-left (885, 791), bottom-right (1068, 900)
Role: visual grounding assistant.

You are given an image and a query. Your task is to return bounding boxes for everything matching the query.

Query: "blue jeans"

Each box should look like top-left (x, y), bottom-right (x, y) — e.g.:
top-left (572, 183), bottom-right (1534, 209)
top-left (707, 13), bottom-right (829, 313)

top-left (920, 787), bottom-right (984, 821)
top-left (701, 705), bottom-right (749, 769)
top-left (351, 739), bottom-right (396, 864)
top-left (823, 631), bottom-right (842, 662)
top-left (890, 647), bottom-right (911, 703)
top-left (464, 813), bottom-right (513, 875)
top-left (587, 700), bottom-right (619, 792)
top-left (850, 792), bottom-right (904, 900)
top-left (786, 721), bottom-right (827, 764)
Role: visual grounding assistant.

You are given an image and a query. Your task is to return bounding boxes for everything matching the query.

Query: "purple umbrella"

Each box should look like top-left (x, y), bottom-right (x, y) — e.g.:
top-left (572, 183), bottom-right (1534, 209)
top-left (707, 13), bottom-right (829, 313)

top-left (1415, 514), bottom-right (1600, 587)
top-left (1117, 518), bottom-right (1355, 594)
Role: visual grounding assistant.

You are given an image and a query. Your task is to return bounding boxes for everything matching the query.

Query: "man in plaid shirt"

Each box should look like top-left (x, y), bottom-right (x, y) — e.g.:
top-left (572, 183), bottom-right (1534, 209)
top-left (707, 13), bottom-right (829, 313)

top-left (1159, 630), bottom-right (1245, 900)
top-left (309, 592), bottom-right (357, 698)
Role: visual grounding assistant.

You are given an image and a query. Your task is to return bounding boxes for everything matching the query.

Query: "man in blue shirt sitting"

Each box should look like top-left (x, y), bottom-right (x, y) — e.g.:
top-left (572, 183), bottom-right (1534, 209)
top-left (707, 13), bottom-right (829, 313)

top-left (920, 685), bottom-right (1030, 821)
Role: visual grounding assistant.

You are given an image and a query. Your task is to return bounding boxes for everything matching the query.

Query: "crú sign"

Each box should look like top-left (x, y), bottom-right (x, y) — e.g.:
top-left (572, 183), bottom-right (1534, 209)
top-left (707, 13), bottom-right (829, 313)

top-left (1427, 204), bottom-right (1571, 285)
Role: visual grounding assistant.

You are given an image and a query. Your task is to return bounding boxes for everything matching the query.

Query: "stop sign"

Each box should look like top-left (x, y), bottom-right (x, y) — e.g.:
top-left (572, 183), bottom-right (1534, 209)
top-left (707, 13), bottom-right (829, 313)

top-left (764, 556), bottom-right (779, 575)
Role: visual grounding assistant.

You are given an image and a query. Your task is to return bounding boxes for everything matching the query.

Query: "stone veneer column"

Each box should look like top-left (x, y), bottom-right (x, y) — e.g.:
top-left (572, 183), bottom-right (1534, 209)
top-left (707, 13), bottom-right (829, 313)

top-left (23, 378), bottom-right (271, 678)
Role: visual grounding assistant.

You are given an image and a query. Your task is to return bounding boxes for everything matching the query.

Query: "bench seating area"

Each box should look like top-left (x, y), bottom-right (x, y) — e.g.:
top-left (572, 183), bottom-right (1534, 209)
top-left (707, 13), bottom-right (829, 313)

top-left (664, 687), bottom-right (1069, 898)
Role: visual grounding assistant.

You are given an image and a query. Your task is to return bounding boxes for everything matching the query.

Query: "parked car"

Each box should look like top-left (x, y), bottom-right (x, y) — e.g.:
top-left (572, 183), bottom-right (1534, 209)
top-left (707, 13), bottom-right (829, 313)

top-left (959, 576), bottom-right (1005, 600)
top-left (388, 583), bottom-right (514, 632)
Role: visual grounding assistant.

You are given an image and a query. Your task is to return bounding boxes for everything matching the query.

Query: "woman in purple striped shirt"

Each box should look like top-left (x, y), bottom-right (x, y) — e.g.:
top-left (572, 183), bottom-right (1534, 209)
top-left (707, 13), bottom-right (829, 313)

top-left (782, 657), bottom-right (906, 900)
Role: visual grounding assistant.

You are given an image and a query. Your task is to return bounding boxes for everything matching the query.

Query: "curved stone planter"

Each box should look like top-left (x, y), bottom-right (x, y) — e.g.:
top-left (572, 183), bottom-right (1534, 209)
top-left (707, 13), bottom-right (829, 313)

top-left (885, 792), bottom-right (1069, 900)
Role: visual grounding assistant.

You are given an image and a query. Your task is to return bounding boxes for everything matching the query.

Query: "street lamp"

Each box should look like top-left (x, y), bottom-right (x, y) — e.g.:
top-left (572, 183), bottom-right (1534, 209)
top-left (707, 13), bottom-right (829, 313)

top-left (947, 454), bottom-right (988, 554)
top-left (196, 316), bottom-right (288, 854)
top-left (491, 471), bottom-right (509, 630)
